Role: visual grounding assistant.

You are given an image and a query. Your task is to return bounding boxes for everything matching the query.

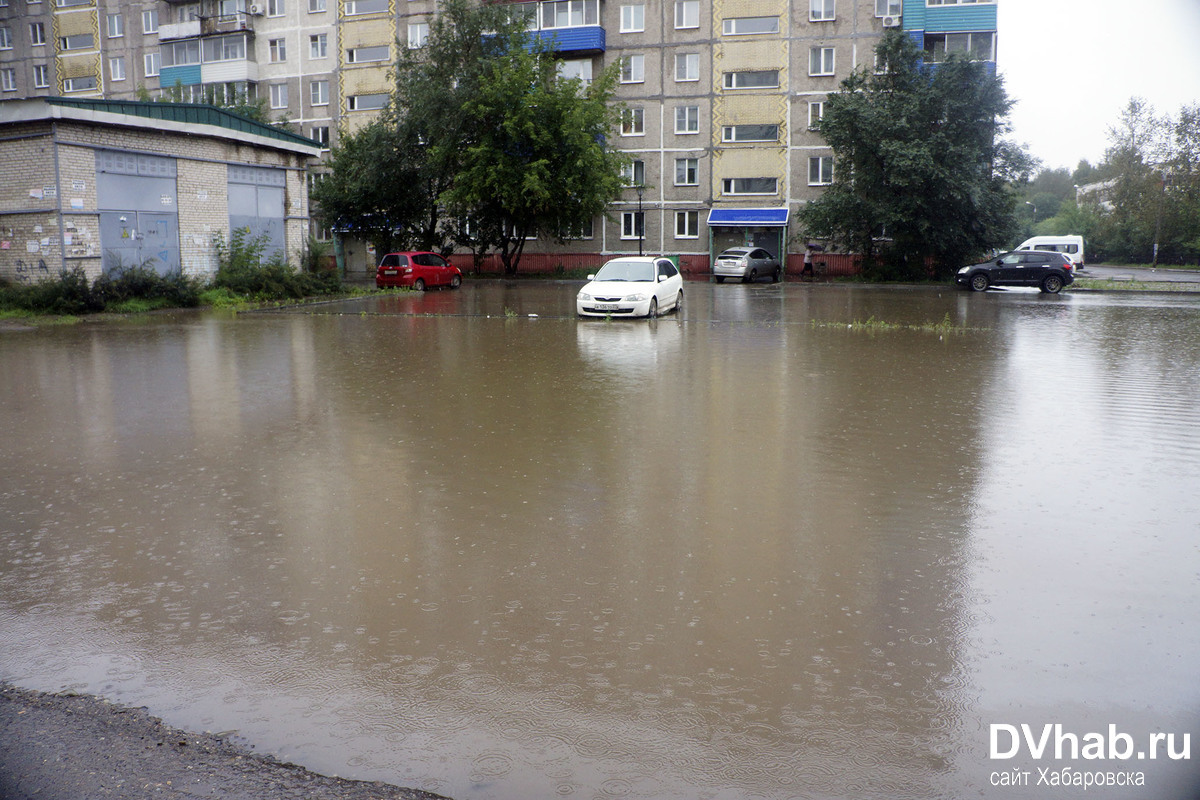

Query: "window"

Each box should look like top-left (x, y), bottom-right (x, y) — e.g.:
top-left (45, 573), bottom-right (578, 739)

top-left (723, 177), bottom-right (777, 195)
top-left (810, 0), bottom-right (835, 21)
top-left (30, 22), bottom-right (46, 45)
top-left (924, 32), bottom-right (995, 62)
top-left (621, 211), bottom-right (644, 240)
top-left (142, 9), bottom-right (158, 33)
top-left (348, 93), bottom-right (388, 110)
top-left (723, 70), bottom-right (778, 90)
top-left (621, 107), bottom-right (644, 136)
top-left (620, 4), bottom-right (643, 32)
top-left (33, 64), bottom-right (49, 88)
top-left (875, 0), bottom-right (901, 14)
top-left (675, 211), bottom-right (698, 239)
top-left (269, 38), bottom-right (287, 62)
top-left (808, 156), bottom-right (833, 185)
top-left (675, 53), bottom-right (699, 82)
top-left (0, 28), bottom-right (10, 50)
top-left (541, 0), bottom-right (599, 29)
top-left (346, 45), bottom-right (389, 63)
top-left (557, 58), bottom-right (592, 85)
top-left (675, 105), bottom-right (699, 134)
top-left (109, 56), bottom-right (125, 81)
top-left (1, 68), bottom-right (15, 91)
top-left (309, 0), bottom-right (325, 11)
top-left (267, 0), bottom-right (283, 15)
top-left (808, 101), bottom-right (824, 129)
top-left (407, 22), bottom-right (428, 48)
top-left (674, 0), bottom-right (698, 29)
top-left (674, 157), bottom-right (698, 186)
top-left (309, 33), bottom-right (327, 57)
top-left (722, 16), bottom-right (778, 35)
top-left (810, 46), bottom-right (835, 75)
top-left (105, 14), bottom-right (123, 38)
top-left (177, 4), bottom-right (199, 22)
top-left (722, 124), bottom-right (778, 142)
top-left (144, 52), bottom-right (160, 76)
top-left (59, 34), bottom-right (95, 50)
top-left (927, 0), bottom-right (994, 4)
top-left (620, 54), bottom-right (644, 83)
top-left (270, 83), bottom-right (288, 108)
top-left (312, 126), bottom-right (330, 149)
top-left (622, 160), bottom-right (645, 187)
top-left (203, 34), bottom-right (247, 61)
top-left (63, 75), bottom-right (98, 92)
top-left (162, 40), bottom-right (199, 66)
top-left (310, 79), bottom-right (328, 105)
top-left (344, 0), bottom-right (387, 13)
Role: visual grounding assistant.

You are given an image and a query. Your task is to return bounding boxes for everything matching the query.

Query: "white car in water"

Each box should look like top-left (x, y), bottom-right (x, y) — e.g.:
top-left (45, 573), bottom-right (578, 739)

top-left (576, 256), bottom-right (684, 318)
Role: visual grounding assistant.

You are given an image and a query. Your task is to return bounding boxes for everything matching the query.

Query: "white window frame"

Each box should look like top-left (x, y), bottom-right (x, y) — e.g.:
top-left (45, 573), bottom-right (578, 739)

top-left (142, 9), bottom-right (158, 34)
top-left (810, 46), bottom-right (835, 76)
top-left (675, 52), bottom-right (699, 82)
top-left (59, 33), bottom-right (95, 50)
top-left (310, 78), bottom-right (328, 106)
top-left (675, 105), bottom-right (699, 134)
top-left (267, 0), bottom-right (283, 16)
top-left (674, 157), bottom-right (698, 186)
top-left (722, 16), bottom-right (779, 35)
top-left (620, 54), bottom-right (644, 83)
top-left (808, 101), bottom-right (825, 129)
top-left (309, 0), bottom-right (325, 11)
top-left (33, 64), bottom-right (50, 88)
top-left (344, 0), bottom-right (387, 14)
top-left (309, 32), bottom-right (327, 58)
top-left (268, 38), bottom-right (287, 62)
top-left (722, 177), bottom-right (778, 196)
top-left (0, 27), bottom-right (10, 50)
top-left (144, 52), bottom-right (160, 77)
top-left (810, 0), bottom-right (835, 22)
top-left (622, 159), bottom-right (645, 187)
top-left (63, 75), bottom-right (98, 92)
top-left (620, 3), bottom-right (643, 32)
top-left (675, 211), bottom-right (698, 239)
top-left (674, 0), bottom-right (699, 29)
top-left (346, 45), bottom-right (389, 63)
top-left (723, 70), bottom-right (778, 90)
top-left (0, 68), bottom-right (15, 91)
top-left (109, 56), bottom-right (125, 81)
top-left (348, 93), bottom-right (388, 111)
top-left (621, 211), bottom-right (645, 240)
top-left (875, 0), bottom-right (901, 15)
top-left (106, 13), bottom-right (123, 38)
top-left (808, 156), bottom-right (833, 185)
top-left (407, 22), bottom-right (428, 48)
top-left (30, 21), bottom-right (46, 45)
top-left (270, 82), bottom-right (288, 108)
top-left (721, 124), bottom-right (779, 143)
top-left (312, 126), bottom-right (330, 149)
top-left (621, 107), bottom-right (644, 136)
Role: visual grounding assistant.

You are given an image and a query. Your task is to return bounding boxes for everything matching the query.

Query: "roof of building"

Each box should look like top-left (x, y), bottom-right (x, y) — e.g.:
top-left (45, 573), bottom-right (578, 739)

top-left (0, 96), bottom-right (322, 158)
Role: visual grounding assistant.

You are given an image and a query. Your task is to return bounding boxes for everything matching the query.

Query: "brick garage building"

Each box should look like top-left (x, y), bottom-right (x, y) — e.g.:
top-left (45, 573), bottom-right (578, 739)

top-left (0, 97), bottom-right (320, 285)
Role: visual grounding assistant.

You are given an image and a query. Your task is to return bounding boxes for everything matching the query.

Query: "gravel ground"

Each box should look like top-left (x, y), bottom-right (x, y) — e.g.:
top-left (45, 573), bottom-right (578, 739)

top-left (0, 683), bottom-right (450, 800)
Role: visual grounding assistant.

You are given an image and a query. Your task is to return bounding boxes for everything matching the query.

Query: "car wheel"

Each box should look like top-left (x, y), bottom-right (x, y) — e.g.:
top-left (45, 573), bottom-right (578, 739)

top-left (715, 276), bottom-right (725, 284)
top-left (413, 278), bottom-right (425, 291)
top-left (450, 274), bottom-right (461, 289)
top-left (674, 289), bottom-right (683, 315)
top-left (744, 269), bottom-right (757, 284)
top-left (647, 297), bottom-right (658, 319)
top-left (772, 268), bottom-right (781, 283)
top-left (969, 273), bottom-right (989, 292)
top-left (1041, 274), bottom-right (1064, 294)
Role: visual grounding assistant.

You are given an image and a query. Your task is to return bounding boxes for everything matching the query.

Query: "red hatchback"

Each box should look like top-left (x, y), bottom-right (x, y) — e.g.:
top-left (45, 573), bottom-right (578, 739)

top-left (375, 251), bottom-right (463, 290)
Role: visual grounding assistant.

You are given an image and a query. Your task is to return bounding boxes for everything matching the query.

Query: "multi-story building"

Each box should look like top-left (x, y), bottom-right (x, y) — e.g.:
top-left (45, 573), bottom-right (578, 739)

top-left (0, 0), bottom-right (996, 276)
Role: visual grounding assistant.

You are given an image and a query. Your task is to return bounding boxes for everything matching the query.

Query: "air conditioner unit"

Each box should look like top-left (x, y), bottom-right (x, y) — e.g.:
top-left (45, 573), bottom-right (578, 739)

top-left (882, 14), bottom-right (901, 27)
top-left (247, 3), bottom-right (264, 14)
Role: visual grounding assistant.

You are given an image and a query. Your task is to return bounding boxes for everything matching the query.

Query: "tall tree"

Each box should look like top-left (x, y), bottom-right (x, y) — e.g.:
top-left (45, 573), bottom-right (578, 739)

top-left (798, 31), bottom-right (1030, 280)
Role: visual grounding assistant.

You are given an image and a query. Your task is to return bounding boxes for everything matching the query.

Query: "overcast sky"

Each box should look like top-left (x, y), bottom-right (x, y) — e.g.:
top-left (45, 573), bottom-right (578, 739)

top-left (997, 0), bottom-right (1200, 172)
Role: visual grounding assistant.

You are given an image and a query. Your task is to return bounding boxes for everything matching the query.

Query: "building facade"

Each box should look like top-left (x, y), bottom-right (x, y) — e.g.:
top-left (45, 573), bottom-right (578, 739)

top-left (0, 0), bottom-right (996, 276)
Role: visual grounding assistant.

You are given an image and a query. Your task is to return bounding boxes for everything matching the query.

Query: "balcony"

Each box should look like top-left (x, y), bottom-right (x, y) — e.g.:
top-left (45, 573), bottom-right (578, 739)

top-left (531, 25), bottom-right (604, 56)
top-left (158, 20), bottom-right (201, 41)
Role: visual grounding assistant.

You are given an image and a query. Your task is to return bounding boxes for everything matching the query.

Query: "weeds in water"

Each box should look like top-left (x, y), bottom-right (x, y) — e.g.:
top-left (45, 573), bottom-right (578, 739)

top-left (811, 312), bottom-right (982, 334)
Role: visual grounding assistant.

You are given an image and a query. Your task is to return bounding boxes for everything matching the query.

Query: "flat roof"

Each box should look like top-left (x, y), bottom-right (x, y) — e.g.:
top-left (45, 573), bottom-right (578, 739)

top-left (0, 97), bottom-right (322, 159)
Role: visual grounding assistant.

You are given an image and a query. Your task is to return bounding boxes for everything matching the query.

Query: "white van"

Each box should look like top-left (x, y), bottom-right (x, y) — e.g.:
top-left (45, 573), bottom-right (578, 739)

top-left (1016, 235), bottom-right (1085, 269)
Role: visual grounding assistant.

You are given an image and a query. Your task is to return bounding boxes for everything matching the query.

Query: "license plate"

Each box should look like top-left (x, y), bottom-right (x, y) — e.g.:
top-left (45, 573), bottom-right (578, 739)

top-left (594, 303), bottom-right (619, 311)
top-left (383, 269), bottom-right (398, 275)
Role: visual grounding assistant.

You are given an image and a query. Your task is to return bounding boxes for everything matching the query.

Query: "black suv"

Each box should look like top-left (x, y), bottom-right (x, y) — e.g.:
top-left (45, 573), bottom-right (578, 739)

top-left (956, 250), bottom-right (1074, 294)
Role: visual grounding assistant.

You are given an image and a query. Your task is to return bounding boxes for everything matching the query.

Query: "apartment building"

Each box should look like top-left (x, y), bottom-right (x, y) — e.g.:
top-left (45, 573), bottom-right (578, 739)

top-left (0, 0), bottom-right (996, 273)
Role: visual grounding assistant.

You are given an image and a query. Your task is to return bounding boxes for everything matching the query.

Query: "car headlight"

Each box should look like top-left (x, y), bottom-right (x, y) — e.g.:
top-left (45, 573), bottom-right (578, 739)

top-left (625, 293), bottom-right (648, 302)
top-left (578, 292), bottom-right (591, 301)
top-left (957, 266), bottom-right (969, 274)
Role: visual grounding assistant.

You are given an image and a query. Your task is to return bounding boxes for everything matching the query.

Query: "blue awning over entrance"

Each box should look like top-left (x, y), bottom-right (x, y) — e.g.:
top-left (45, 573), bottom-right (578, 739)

top-left (707, 208), bottom-right (790, 227)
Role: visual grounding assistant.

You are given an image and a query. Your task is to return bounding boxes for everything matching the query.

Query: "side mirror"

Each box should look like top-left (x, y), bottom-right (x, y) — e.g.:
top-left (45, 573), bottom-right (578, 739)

top-left (586, 274), bottom-right (595, 280)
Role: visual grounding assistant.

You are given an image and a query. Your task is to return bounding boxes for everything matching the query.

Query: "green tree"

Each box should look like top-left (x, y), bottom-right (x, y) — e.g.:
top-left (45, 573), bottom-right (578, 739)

top-left (798, 31), bottom-right (1031, 280)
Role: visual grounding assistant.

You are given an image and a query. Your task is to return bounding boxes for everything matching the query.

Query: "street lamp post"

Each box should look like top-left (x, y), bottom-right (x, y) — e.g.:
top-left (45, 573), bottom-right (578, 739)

top-left (636, 184), bottom-right (644, 256)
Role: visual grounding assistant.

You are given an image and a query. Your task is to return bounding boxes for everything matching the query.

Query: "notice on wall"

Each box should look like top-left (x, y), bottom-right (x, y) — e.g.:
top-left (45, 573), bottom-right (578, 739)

top-left (26, 241), bottom-right (39, 253)
top-left (43, 186), bottom-right (57, 198)
top-left (72, 180), bottom-right (86, 192)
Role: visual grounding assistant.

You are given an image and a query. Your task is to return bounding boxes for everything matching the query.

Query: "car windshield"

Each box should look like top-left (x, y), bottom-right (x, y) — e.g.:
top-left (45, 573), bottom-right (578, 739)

top-left (593, 260), bottom-right (655, 282)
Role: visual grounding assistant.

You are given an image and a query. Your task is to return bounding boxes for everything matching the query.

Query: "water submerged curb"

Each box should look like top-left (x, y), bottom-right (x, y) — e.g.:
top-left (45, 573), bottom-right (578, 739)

top-left (0, 683), bottom-right (451, 800)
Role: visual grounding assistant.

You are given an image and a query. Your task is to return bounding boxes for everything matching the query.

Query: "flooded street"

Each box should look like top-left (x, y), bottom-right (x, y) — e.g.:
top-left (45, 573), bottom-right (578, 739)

top-left (2, 281), bottom-right (1199, 799)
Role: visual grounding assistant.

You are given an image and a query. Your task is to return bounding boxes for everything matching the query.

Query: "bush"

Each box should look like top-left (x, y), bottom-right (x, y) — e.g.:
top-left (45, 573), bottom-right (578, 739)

top-left (213, 228), bottom-right (342, 300)
top-left (93, 261), bottom-right (202, 309)
top-left (0, 267), bottom-right (104, 314)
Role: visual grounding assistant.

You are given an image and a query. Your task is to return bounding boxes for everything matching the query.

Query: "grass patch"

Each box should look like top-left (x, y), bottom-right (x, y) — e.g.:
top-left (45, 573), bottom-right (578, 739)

top-left (1069, 278), bottom-right (1196, 292)
top-left (812, 312), bottom-right (982, 334)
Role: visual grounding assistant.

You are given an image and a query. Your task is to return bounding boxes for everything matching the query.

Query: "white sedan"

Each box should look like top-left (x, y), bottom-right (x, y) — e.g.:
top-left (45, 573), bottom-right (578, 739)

top-left (576, 256), bottom-right (684, 318)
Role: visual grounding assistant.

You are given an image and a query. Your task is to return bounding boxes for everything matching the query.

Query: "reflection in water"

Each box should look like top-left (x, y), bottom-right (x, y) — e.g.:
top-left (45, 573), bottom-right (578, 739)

top-left (2, 285), bottom-right (1199, 799)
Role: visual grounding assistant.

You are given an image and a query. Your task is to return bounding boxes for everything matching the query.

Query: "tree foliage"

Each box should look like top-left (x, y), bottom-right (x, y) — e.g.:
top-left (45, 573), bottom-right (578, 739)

top-left (798, 31), bottom-right (1030, 280)
top-left (311, 0), bottom-right (625, 273)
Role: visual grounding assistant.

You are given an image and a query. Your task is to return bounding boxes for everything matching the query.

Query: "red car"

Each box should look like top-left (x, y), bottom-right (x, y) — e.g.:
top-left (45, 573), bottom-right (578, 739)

top-left (375, 251), bottom-right (463, 290)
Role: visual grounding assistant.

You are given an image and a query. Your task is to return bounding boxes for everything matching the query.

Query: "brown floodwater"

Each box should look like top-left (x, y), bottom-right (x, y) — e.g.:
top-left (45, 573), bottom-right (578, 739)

top-left (2, 281), bottom-right (1199, 799)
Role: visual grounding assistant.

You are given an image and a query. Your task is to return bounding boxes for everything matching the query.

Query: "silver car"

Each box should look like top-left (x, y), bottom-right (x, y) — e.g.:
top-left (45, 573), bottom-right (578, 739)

top-left (713, 247), bottom-right (781, 283)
